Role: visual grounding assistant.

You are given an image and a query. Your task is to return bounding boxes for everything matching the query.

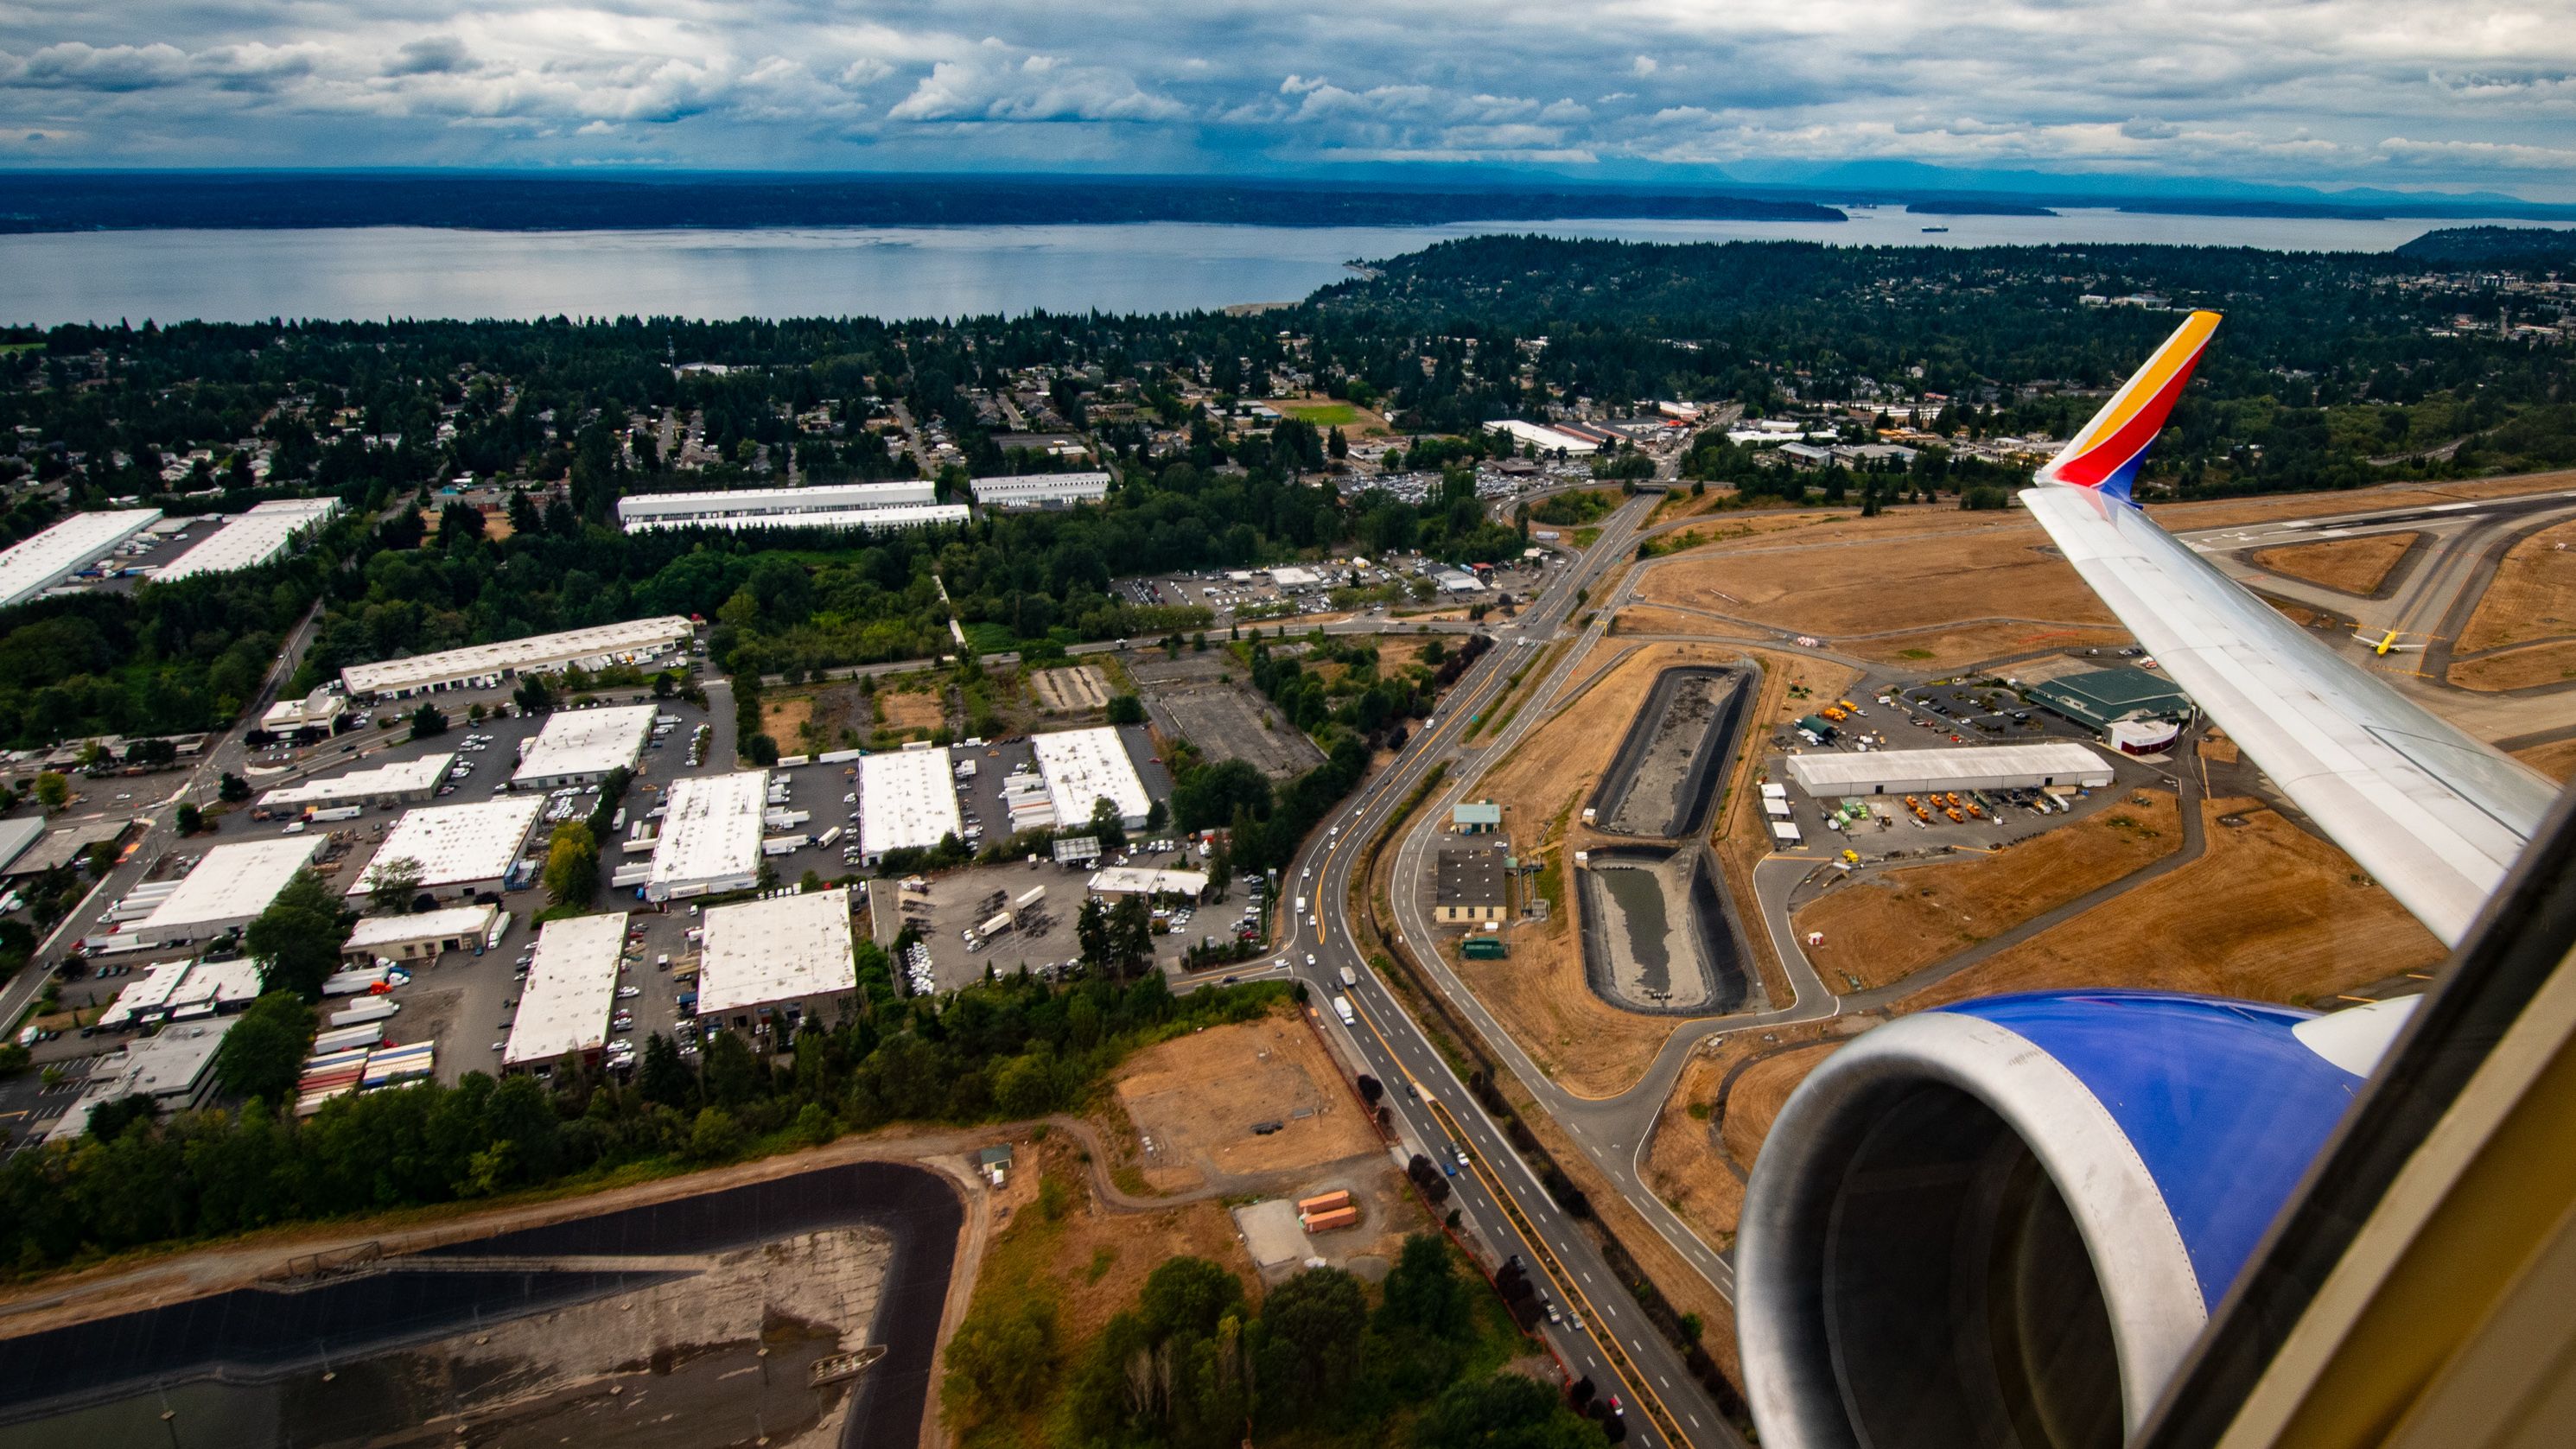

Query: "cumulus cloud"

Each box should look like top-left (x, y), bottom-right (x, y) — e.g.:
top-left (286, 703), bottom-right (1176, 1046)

top-left (0, 0), bottom-right (2565, 193)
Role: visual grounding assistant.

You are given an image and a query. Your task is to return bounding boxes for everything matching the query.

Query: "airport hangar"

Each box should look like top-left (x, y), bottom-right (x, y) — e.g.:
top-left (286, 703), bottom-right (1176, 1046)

top-left (348, 794), bottom-right (547, 904)
top-left (646, 770), bottom-right (769, 901)
top-left (697, 887), bottom-right (858, 1034)
top-left (1784, 741), bottom-right (2117, 797)
top-left (2023, 665), bottom-right (2194, 732)
top-left (340, 617), bottom-right (695, 700)
top-left (503, 912), bottom-right (627, 1071)
top-left (512, 704), bottom-right (656, 789)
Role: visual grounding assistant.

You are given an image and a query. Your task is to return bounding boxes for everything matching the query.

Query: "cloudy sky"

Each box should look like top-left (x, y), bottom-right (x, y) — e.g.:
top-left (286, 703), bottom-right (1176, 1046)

top-left (5, 0), bottom-right (2574, 198)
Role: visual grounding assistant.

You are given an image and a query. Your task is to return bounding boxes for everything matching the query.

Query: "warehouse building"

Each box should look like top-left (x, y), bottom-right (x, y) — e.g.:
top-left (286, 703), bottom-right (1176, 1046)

top-left (697, 887), bottom-right (857, 1031)
top-left (1452, 802), bottom-right (1502, 834)
top-left (856, 746), bottom-right (963, 866)
top-left (340, 617), bottom-right (695, 699)
top-left (2024, 666), bottom-right (2194, 734)
top-left (0, 509), bottom-right (162, 609)
top-left (1784, 741), bottom-right (2115, 797)
top-left (512, 704), bottom-right (655, 788)
top-left (258, 753), bottom-right (453, 813)
top-left (1032, 727), bottom-right (1153, 831)
top-left (349, 795), bottom-right (545, 903)
top-left (503, 912), bottom-right (627, 1070)
top-left (969, 472), bottom-right (1110, 509)
top-left (0, 817), bottom-right (47, 876)
top-left (625, 502), bottom-right (969, 536)
top-left (150, 498), bottom-right (343, 583)
top-left (617, 480), bottom-right (936, 529)
top-left (47, 1018), bottom-right (240, 1143)
top-left (1084, 865), bottom-right (1209, 899)
top-left (129, 836), bottom-right (325, 946)
top-left (1434, 848), bottom-right (1509, 925)
top-left (646, 770), bottom-right (769, 900)
top-left (345, 903), bottom-right (501, 964)
top-left (1485, 419), bottom-right (1600, 456)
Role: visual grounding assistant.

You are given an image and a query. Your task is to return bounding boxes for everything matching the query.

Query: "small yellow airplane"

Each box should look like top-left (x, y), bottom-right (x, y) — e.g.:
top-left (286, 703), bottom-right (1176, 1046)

top-left (2353, 626), bottom-right (2437, 656)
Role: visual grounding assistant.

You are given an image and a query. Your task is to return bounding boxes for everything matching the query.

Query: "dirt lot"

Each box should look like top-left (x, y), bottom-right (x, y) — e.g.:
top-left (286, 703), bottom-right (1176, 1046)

top-left (1112, 1014), bottom-right (1382, 1193)
top-left (2448, 639), bottom-right (2576, 691)
top-left (2249, 531), bottom-right (2420, 595)
top-left (876, 681), bottom-right (948, 737)
top-left (1901, 798), bottom-right (2445, 1009)
top-left (761, 694), bottom-right (814, 742)
top-left (1637, 1022), bottom-right (1862, 1255)
top-left (1790, 789), bottom-right (2185, 992)
top-left (2457, 515), bottom-right (2576, 652)
top-left (1028, 665), bottom-right (1110, 713)
top-left (1636, 517), bottom-right (2119, 659)
top-left (1158, 682), bottom-right (1322, 780)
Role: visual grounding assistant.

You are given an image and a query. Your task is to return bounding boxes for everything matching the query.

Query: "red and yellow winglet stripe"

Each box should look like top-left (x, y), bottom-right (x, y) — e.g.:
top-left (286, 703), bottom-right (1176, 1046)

top-left (2039, 309), bottom-right (2222, 499)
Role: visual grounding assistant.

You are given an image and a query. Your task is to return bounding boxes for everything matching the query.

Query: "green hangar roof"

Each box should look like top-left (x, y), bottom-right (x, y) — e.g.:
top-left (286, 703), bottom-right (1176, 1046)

top-left (2024, 667), bottom-right (2193, 729)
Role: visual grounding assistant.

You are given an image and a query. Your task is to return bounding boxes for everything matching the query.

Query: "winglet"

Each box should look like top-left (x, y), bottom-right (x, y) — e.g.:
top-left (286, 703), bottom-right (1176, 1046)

top-left (2036, 309), bottom-right (2222, 501)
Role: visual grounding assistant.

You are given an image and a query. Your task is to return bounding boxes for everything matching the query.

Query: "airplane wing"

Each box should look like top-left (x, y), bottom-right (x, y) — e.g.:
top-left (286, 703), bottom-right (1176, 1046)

top-left (2022, 313), bottom-right (2555, 945)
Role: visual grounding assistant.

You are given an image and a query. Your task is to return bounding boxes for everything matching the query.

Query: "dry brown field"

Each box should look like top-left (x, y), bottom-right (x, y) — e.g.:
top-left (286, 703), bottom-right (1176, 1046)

top-left (1903, 798), bottom-right (2444, 1009)
top-left (2146, 470), bottom-right (2576, 531)
top-left (2514, 735), bottom-right (2576, 780)
top-left (2459, 516), bottom-right (2576, 652)
top-left (2248, 531), bottom-right (2419, 594)
top-left (877, 683), bottom-right (946, 735)
top-left (2448, 639), bottom-right (2576, 691)
top-left (759, 694), bottom-right (811, 740)
top-left (1112, 1015), bottom-right (1378, 1192)
top-left (1790, 790), bottom-right (2184, 992)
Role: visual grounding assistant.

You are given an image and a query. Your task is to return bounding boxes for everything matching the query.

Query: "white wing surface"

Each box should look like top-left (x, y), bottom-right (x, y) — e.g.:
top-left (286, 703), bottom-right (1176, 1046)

top-left (2023, 482), bottom-right (2552, 945)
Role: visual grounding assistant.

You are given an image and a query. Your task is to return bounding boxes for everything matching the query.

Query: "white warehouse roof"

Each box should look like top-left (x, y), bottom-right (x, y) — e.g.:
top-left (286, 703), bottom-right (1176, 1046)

top-left (513, 705), bottom-right (655, 784)
top-left (132, 836), bottom-right (322, 941)
top-left (616, 480), bottom-right (937, 523)
top-left (1784, 742), bottom-right (2115, 796)
top-left (504, 912), bottom-right (627, 1067)
top-left (347, 903), bottom-right (500, 953)
top-left (259, 753), bottom-right (453, 810)
top-left (858, 747), bottom-right (962, 859)
top-left (698, 888), bottom-right (855, 1017)
top-left (151, 499), bottom-right (343, 583)
top-left (1032, 727), bottom-right (1152, 830)
top-left (1486, 419), bottom-right (1600, 455)
top-left (340, 617), bottom-right (694, 696)
top-left (647, 771), bottom-right (769, 900)
top-left (969, 472), bottom-right (1110, 507)
top-left (0, 509), bottom-right (162, 609)
top-left (623, 504), bottom-right (969, 536)
top-left (350, 795), bottom-right (544, 898)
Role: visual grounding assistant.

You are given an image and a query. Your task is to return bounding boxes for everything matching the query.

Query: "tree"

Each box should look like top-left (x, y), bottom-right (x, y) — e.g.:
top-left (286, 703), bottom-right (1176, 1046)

top-left (439, 500), bottom-right (487, 545)
top-left (409, 702), bottom-right (448, 738)
top-left (1252, 1267), bottom-right (1368, 1417)
top-left (32, 772), bottom-right (67, 813)
top-left (213, 991), bottom-right (315, 1104)
top-left (1075, 893), bottom-right (1113, 970)
top-left (942, 1295), bottom-right (1060, 1429)
top-left (219, 771), bottom-right (252, 804)
top-left (1378, 1233), bottom-right (1472, 1340)
top-left (245, 868), bottom-right (355, 998)
top-left (684, 1106), bottom-right (741, 1161)
top-left (174, 802), bottom-right (203, 836)
top-left (1087, 797), bottom-right (1129, 852)
top-left (543, 821), bottom-right (599, 907)
top-left (368, 855), bottom-right (425, 914)
top-left (513, 675), bottom-right (555, 715)
top-left (1108, 893), bottom-right (1154, 976)
top-left (1140, 1255), bottom-right (1244, 1339)
top-left (1104, 693), bottom-right (1145, 725)
top-left (639, 1032), bottom-right (691, 1108)
top-left (1415, 1373), bottom-right (1609, 1449)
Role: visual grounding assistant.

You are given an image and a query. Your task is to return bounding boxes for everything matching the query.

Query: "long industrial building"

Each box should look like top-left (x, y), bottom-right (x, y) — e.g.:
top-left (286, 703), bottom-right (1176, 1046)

top-left (258, 753), bottom-right (452, 813)
top-left (1032, 727), bottom-right (1153, 830)
top-left (0, 509), bottom-right (162, 609)
top-left (503, 912), bottom-right (627, 1069)
top-left (969, 472), bottom-right (1110, 509)
top-left (512, 705), bottom-right (655, 788)
top-left (617, 480), bottom-right (935, 526)
top-left (1784, 741), bottom-right (2115, 797)
top-left (624, 503), bottom-right (970, 536)
top-left (646, 770), bottom-right (768, 900)
top-left (150, 498), bottom-right (343, 583)
top-left (340, 617), bottom-right (695, 698)
top-left (349, 795), bottom-right (545, 902)
top-left (856, 745), bottom-right (963, 865)
top-left (697, 887), bottom-right (856, 1028)
top-left (128, 836), bottom-right (324, 946)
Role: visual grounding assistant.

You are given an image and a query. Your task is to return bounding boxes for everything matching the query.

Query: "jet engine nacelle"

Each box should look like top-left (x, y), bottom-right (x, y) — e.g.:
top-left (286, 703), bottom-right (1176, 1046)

top-left (1736, 990), bottom-right (2413, 1449)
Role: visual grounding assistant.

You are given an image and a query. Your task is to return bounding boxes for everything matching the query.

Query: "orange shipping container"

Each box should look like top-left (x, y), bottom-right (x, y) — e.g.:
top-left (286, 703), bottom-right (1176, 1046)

top-left (1296, 1190), bottom-right (1353, 1215)
top-left (1302, 1206), bottom-right (1360, 1232)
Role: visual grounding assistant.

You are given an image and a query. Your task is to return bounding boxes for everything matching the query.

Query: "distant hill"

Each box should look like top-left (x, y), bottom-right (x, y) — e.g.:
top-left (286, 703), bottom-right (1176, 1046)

top-left (2395, 226), bottom-right (2576, 266)
top-left (1907, 200), bottom-right (2057, 217)
top-left (0, 172), bottom-right (1844, 233)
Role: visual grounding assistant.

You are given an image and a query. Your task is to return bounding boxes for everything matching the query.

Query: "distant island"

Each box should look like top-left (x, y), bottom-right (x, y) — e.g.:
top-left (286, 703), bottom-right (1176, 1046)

top-left (2395, 225), bottom-right (2576, 265)
top-left (0, 172), bottom-right (1846, 233)
top-left (1907, 200), bottom-right (2058, 217)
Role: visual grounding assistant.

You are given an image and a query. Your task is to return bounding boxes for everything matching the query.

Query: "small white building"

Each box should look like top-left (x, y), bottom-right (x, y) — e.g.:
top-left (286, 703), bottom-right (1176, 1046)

top-left (1085, 866), bottom-right (1210, 899)
top-left (47, 1017), bottom-right (240, 1143)
top-left (1032, 727), bottom-right (1153, 831)
top-left (128, 836), bottom-right (325, 946)
top-left (856, 746), bottom-right (963, 865)
top-left (512, 705), bottom-right (656, 788)
top-left (646, 771), bottom-right (769, 901)
top-left (345, 903), bottom-right (503, 963)
top-left (349, 795), bottom-right (546, 902)
top-left (503, 912), bottom-right (627, 1070)
top-left (697, 887), bottom-right (857, 1030)
top-left (258, 753), bottom-right (453, 813)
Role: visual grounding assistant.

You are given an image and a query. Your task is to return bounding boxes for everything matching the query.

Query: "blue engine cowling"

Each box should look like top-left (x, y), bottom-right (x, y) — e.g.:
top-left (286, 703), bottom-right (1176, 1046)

top-left (1735, 989), bottom-right (2412, 1449)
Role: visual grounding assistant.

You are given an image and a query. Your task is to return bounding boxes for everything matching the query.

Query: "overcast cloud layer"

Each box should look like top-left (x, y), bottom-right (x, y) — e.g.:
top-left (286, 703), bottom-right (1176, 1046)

top-left (4, 0), bottom-right (2575, 198)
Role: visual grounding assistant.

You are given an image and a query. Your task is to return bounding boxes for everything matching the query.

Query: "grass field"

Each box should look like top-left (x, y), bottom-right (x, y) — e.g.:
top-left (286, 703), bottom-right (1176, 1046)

top-left (2249, 531), bottom-right (2419, 595)
top-left (1268, 398), bottom-right (1363, 426)
top-left (2458, 515), bottom-right (2576, 652)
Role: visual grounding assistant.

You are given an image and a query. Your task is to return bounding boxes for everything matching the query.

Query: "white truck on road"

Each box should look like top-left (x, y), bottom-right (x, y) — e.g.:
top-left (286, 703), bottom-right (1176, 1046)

top-left (1333, 994), bottom-right (1356, 1026)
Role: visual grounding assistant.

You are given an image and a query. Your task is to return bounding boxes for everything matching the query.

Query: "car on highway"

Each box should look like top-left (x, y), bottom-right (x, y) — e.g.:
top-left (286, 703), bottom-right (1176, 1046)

top-left (1305, 953), bottom-right (1317, 967)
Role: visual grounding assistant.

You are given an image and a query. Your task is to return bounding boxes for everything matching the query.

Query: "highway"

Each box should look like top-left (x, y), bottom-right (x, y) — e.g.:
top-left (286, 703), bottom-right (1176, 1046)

top-left (1265, 489), bottom-right (1747, 1449)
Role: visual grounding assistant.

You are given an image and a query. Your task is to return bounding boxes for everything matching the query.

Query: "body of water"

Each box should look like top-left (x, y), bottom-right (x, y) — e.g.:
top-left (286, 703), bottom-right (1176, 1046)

top-left (0, 210), bottom-right (2554, 326)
